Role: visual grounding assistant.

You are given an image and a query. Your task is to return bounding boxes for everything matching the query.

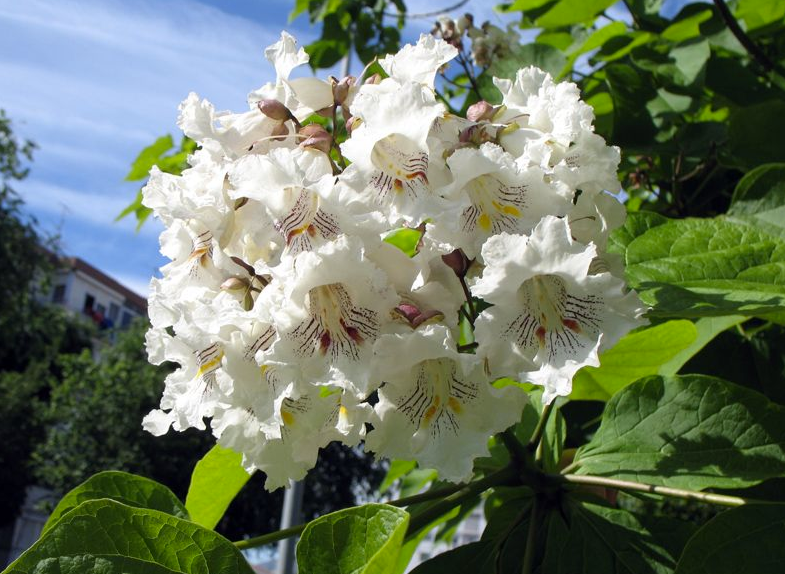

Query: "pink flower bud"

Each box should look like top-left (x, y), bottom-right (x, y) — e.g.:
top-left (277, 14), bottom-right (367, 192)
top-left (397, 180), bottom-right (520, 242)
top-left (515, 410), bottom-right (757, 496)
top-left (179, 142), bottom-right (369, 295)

top-left (467, 101), bottom-right (494, 122)
top-left (270, 122), bottom-right (289, 141)
top-left (441, 249), bottom-right (471, 278)
top-left (256, 99), bottom-right (291, 122)
top-left (332, 76), bottom-right (355, 105)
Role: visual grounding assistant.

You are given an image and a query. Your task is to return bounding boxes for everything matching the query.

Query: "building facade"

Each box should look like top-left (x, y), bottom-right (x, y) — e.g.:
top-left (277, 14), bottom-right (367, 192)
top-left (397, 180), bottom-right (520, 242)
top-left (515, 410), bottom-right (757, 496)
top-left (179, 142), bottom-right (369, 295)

top-left (47, 256), bottom-right (146, 330)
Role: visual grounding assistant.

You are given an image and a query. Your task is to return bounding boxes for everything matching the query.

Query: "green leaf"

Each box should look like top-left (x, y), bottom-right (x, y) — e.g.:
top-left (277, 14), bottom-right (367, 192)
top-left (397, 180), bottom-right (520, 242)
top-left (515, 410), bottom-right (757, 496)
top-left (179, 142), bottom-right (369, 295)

top-left (728, 163), bottom-right (785, 238)
top-left (42, 471), bottom-right (188, 535)
top-left (5, 499), bottom-right (253, 574)
top-left (608, 211), bottom-right (669, 256)
top-left (735, 0), bottom-right (785, 31)
top-left (560, 22), bottom-right (628, 77)
top-left (296, 503), bottom-right (409, 574)
top-left (383, 227), bottom-right (422, 257)
top-left (185, 444), bottom-right (252, 530)
top-left (621, 216), bottom-right (785, 317)
top-left (502, 0), bottom-right (554, 11)
top-left (125, 135), bottom-right (174, 181)
top-left (536, 0), bottom-right (617, 27)
top-left (658, 315), bottom-right (746, 376)
top-left (594, 31), bottom-right (654, 63)
top-left (605, 63), bottom-right (658, 147)
top-left (727, 101), bottom-right (785, 169)
top-left (574, 374), bottom-right (785, 490)
top-left (488, 42), bottom-right (567, 79)
top-left (662, 9), bottom-right (713, 41)
top-left (553, 501), bottom-right (676, 574)
top-left (571, 320), bottom-right (698, 401)
top-left (409, 541), bottom-right (497, 574)
top-left (675, 504), bottom-right (785, 573)
top-left (380, 460), bottom-right (417, 493)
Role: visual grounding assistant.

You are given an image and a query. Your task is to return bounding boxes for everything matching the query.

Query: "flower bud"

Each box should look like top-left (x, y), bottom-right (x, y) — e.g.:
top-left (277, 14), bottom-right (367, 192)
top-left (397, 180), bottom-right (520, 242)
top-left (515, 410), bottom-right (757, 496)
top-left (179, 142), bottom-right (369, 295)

top-left (257, 99), bottom-right (291, 122)
top-left (456, 14), bottom-right (472, 34)
top-left (467, 101), bottom-right (494, 122)
top-left (332, 76), bottom-right (354, 106)
top-left (299, 125), bottom-right (332, 154)
top-left (364, 73), bottom-right (382, 85)
top-left (221, 276), bottom-right (249, 291)
top-left (345, 116), bottom-right (361, 134)
top-left (270, 122), bottom-right (290, 141)
top-left (299, 123), bottom-right (326, 138)
top-left (441, 248), bottom-right (471, 278)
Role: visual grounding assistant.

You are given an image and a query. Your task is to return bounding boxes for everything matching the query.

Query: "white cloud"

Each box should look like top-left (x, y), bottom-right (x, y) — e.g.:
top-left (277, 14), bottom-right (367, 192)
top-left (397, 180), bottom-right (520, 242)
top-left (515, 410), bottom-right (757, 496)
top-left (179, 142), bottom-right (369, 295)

top-left (17, 178), bottom-right (162, 236)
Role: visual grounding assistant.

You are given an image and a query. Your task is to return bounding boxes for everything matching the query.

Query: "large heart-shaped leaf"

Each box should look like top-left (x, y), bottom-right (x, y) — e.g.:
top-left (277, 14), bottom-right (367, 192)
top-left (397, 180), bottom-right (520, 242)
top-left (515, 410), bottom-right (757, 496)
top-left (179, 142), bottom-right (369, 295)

top-left (185, 444), bottom-right (252, 530)
top-left (297, 503), bottom-right (409, 574)
top-left (43, 471), bottom-right (188, 534)
top-left (574, 375), bottom-right (785, 490)
top-left (5, 499), bottom-right (253, 574)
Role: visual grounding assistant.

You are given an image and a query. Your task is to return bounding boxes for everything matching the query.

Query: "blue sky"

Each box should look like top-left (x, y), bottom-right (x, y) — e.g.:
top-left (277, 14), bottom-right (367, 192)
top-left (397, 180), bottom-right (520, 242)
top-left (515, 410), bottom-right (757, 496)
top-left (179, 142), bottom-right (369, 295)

top-left (1, 0), bottom-right (687, 297)
top-left (1, 0), bottom-right (511, 296)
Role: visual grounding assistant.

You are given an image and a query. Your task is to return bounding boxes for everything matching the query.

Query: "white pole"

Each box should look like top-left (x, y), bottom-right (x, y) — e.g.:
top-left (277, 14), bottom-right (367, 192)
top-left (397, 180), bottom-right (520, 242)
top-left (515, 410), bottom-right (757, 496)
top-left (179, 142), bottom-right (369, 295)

top-left (276, 480), bottom-right (304, 574)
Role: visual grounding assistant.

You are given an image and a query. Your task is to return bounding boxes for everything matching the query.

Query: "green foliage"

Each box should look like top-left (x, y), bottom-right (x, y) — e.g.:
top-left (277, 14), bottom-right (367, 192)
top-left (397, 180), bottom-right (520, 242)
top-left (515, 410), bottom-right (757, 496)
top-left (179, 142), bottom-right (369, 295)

top-left (570, 320), bottom-right (697, 401)
top-left (80, 0), bottom-right (785, 571)
top-left (296, 504), bottom-right (409, 574)
top-left (185, 445), bottom-right (252, 530)
top-left (574, 375), bottom-right (785, 490)
top-left (383, 227), bottom-right (422, 257)
top-left (118, 135), bottom-right (195, 229)
top-left (5, 499), bottom-right (253, 574)
top-left (43, 471), bottom-right (189, 535)
top-left (290, 0), bottom-right (404, 69)
top-left (615, 214), bottom-right (785, 317)
top-left (674, 504), bottom-right (785, 573)
top-left (544, 501), bottom-right (676, 573)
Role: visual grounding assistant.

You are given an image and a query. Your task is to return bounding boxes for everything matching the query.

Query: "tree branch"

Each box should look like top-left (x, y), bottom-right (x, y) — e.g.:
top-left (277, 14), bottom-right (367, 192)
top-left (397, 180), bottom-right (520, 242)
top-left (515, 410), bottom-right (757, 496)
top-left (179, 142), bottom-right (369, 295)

top-left (383, 0), bottom-right (470, 20)
top-left (712, 0), bottom-right (781, 75)
top-left (406, 465), bottom-right (517, 536)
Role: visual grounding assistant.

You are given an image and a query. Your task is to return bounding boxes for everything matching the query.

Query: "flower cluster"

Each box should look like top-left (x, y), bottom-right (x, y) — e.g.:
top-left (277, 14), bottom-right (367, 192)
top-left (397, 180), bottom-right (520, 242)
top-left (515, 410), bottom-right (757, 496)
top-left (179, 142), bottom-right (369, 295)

top-left (143, 32), bottom-right (645, 489)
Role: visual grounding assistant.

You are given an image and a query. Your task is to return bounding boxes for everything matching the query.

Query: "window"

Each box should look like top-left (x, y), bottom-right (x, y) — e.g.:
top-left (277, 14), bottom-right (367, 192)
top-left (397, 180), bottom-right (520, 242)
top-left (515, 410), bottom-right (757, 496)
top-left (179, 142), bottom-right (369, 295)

top-left (108, 302), bottom-right (119, 322)
top-left (121, 311), bottom-right (133, 328)
top-left (95, 303), bottom-right (106, 316)
top-left (52, 284), bottom-right (66, 304)
top-left (83, 294), bottom-right (95, 313)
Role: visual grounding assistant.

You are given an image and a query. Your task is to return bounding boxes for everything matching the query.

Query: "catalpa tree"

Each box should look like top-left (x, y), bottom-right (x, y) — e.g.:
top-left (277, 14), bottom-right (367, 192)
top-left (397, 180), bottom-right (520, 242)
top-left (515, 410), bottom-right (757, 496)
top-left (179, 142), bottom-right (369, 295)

top-left (7, 1), bottom-right (785, 573)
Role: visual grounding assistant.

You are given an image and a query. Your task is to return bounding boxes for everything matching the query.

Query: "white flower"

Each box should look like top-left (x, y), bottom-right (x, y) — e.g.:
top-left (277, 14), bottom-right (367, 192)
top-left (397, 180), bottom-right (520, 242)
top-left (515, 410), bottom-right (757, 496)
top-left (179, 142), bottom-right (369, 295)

top-left (339, 81), bottom-right (448, 225)
top-left (229, 147), bottom-right (345, 255)
top-left (177, 93), bottom-right (284, 159)
top-left (494, 67), bottom-right (595, 148)
top-left (432, 142), bottom-right (572, 257)
top-left (472, 216), bottom-right (646, 403)
top-left (552, 132), bottom-right (621, 194)
top-left (379, 34), bottom-right (458, 88)
top-left (248, 31), bottom-right (333, 122)
top-left (262, 235), bottom-right (399, 397)
top-left (366, 325), bottom-right (526, 482)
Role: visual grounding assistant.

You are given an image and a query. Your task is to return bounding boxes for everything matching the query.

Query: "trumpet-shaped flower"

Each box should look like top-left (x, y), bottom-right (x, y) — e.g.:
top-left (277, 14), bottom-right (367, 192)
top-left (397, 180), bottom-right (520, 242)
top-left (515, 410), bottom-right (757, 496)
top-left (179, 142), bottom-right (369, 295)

top-left (472, 216), bottom-right (646, 402)
top-left (366, 325), bottom-right (526, 482)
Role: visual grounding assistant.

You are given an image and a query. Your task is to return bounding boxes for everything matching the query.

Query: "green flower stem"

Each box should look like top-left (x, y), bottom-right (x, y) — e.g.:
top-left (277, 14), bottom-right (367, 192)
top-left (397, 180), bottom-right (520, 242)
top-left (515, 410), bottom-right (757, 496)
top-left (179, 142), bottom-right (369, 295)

top-left (500, 429), bottom-right (528, 466)
top-left (527, 401), bottom-right (555, 452)
top-left (234, 470), bottom-right (513, 550)
top-left (554, 473), bottom-right (761, 507)
top-left (387, 482), bottom-right (467, 508)
top-left (458, 275), bottom-right (476, 325)
top-left (234, 523), bottom-right (306, 550)
top-left (406, 465), bottom-right (518, 537)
